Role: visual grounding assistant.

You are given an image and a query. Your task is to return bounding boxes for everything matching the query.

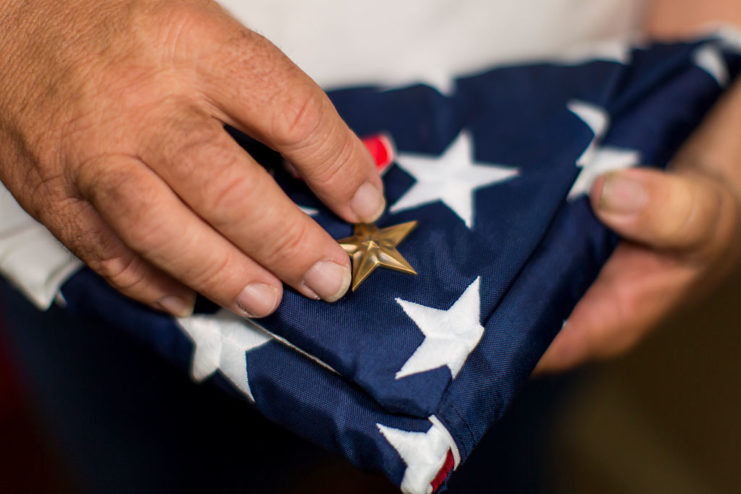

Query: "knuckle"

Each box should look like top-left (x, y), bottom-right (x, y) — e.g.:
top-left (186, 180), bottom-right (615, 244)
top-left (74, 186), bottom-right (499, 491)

top-left (658, 192), bottom-right (697, 242)
top-left (307, 131), bottom-right (359, 192)
top-left (648, 175), bottom-right (712, 247)
top-left (78, 158), bottom-right (138, 202)
top-left (205, 176), bottom-right (242, 213)
top-left (200, 161), bottom-right (257, 215)
top-left (80, 164), bottom-right (170, 253)
top-left (183, 248), bottom-right (235, 290)
top-left (93, 251), bottom-right (149, 293)
top-left (27, 175), bottom-right (76, 225)
top-left (271, 85), bottom-right (326, 148)
top-left (126, 214), bottom-right (172, 256)
top-left (165, 121), bottom-right (224, 169)
top-left (260, 216), bottom-right (314, 269)
top-left (661, 177), bottom-right (735, 256)
top-left (144, 2), bottom-right (222, 52)
top-left (702, 183), bottom-right (739, 259)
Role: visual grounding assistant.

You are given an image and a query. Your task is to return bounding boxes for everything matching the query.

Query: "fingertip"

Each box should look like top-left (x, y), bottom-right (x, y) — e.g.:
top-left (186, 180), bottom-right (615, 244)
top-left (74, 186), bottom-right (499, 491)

top-left (155, 292), bottom-right (197, 318)
top-left (592, 169), bottom-right (650, 217)
top-left (591, 167), bottom-right (735, 254)
top-left (234, 282), bottom-right (283, 318)
top-left (286, 122), bottom-right (387, 224)
top-left (350, 182), bottom-right (387, 223)
top-left (325, 135), bottom-right (387, 224)
top-left (301, 259), bottom-right (352, 303)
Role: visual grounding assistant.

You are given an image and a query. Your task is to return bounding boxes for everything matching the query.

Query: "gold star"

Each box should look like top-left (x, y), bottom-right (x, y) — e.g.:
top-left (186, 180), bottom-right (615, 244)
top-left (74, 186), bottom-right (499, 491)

top-left (338, 221), bottom-right (418, 291)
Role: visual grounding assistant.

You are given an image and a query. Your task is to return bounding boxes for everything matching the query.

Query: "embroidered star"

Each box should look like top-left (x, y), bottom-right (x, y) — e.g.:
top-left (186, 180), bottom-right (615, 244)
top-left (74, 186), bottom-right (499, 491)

top-left (567, 100), bottom-right (641, 200)
top-left (395, 277), bottom-right (483, 379)
top-left (377, 416), bottom-right (456, 494)
top-left (693, 44), bottom-right (729, 86)
top-left (177, 310), bottom-right (272, 402)
top-left (339, 221), bottom-right (418, 291)
top-left (391, 131), bottom-right (518, 228)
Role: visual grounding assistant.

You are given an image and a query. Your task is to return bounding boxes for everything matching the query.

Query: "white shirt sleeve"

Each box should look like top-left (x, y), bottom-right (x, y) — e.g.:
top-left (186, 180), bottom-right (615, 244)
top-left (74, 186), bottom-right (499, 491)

top-left (218, 0), bottom-right (645, 87)
top-left (0, 185), bottom-right (82, 309)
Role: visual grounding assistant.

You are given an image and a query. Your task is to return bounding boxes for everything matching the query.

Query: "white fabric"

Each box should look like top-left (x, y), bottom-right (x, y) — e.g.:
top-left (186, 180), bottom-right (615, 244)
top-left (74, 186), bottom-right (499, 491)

top-left (395, 277), bottom-right (484, 380)
top-left (392, 132), bottom-right (518, 228)
top-left (178, 309), bottom-right (273, 401)
top-left (0, 0), bottom-right (645, 307)
top-left (694, 44), bottom-right (731, 85)
top-left (566, 101), bottom-right (642, 199)
top-left (0, 187), bottom-right (82, 309)
top-left (377, 416), bottom-right (456, 494)
top-left (221, 0), bottom-right (645, 88)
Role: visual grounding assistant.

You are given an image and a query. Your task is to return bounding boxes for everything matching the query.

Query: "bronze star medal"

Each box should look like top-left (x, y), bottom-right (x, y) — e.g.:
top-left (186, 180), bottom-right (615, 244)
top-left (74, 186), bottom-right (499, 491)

top-left (338, 221), bottom-right (418, 291)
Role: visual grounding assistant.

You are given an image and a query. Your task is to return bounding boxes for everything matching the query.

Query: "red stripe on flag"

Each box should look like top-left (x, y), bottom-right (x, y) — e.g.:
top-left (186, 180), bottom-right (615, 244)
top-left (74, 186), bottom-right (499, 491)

top-left (430, 449), bottom-right (455, 492)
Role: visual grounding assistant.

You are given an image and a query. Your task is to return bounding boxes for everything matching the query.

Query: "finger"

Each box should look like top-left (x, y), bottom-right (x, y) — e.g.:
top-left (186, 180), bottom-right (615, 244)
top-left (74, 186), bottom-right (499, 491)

top-left (537, 168), bottom-right (740, 375)
top-left (590, 168), bottom-right (739, 259)
top-left (74, 155), bottom-right (285, 318)
top-left (37, 197), bottom-right (196, 316)
top-left (198, 27), bottom-right (385, 223)
top-left (140, 113), bottom-right (351, 303)
top-left (535, 244), bottom-right (652, 374)
top-left (534, 242), bottom-right (694, 374)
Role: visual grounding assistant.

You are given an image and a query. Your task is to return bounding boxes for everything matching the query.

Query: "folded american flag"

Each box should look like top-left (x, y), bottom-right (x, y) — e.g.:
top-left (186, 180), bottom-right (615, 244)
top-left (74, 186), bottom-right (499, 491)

top-left (52, 35), bottom-right (740, 493)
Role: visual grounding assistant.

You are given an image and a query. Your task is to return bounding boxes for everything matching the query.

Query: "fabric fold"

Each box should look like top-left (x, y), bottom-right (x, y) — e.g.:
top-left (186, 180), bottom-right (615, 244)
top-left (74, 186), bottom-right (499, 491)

top-left (2, 35), bottom-right (740, 493)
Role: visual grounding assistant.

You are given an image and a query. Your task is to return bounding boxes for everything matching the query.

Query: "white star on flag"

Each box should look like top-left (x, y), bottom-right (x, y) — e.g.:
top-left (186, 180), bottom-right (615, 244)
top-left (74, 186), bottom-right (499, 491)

top-left (377, 416), bottom-right (458, 494)
top-left (692, 28), bottom-right (741, 86)
top-left (177, 310), bottom-right (272, 402)
top-left (567, 100), bottom-right (641, 200)
top-left (395, 277), bottom-right (484, 380)
top-left (392, 132), bottom-right (518, 228)
top-left (693, 44), bottom-right (730, 86)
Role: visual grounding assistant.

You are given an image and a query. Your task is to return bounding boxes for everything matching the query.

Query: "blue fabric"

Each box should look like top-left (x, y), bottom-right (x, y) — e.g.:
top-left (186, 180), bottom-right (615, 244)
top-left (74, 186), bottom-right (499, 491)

top-left (46, 37), bottom-right (740, 491)
top-left (0, 276), bottom-right (573, 494)
top-left (0, 278), bottom-right (339, 494)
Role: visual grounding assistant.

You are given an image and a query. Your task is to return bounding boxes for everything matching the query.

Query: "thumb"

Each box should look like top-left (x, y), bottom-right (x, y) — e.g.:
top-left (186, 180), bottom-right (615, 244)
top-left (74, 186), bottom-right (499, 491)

top-left (590, 168), bottom-right (739, 260)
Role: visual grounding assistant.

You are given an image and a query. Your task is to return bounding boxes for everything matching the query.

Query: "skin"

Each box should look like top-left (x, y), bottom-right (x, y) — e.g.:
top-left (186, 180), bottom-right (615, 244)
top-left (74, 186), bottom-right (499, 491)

top-left (0, 0), bottom-right (738, 372)
top-left (0, 0), bottom-right (386, 319)
top-left (535, 1), bottom-right (741, 372)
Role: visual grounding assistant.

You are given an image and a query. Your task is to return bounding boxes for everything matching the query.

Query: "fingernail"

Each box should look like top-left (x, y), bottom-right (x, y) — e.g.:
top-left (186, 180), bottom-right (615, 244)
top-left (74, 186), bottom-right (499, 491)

top-left (350, 182), bottom-right (386, 223)
top-left (303, 261), bottom-right (351, 303)
top-left (599, 172), bottom-right (648, 214)
top-left (157, 295), bottom-right (195, 318)
top-left (235, 283), bottom-right (280, 318)
top-left (362, 134), bottom-right (395, 173)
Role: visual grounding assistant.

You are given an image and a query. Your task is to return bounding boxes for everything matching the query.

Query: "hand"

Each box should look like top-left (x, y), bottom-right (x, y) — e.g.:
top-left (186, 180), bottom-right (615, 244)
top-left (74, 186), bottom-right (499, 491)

top-left (0, 0), bottom-right (385, 318)
top-left (536, 83), bottom-right (741, 373)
